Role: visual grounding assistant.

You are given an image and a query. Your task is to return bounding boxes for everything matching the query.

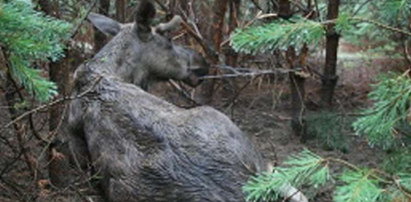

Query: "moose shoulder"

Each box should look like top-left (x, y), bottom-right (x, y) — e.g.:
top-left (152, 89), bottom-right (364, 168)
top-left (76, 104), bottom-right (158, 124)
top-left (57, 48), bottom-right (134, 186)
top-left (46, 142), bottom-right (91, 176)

top-left (62, 1), bottom-right (277, 202)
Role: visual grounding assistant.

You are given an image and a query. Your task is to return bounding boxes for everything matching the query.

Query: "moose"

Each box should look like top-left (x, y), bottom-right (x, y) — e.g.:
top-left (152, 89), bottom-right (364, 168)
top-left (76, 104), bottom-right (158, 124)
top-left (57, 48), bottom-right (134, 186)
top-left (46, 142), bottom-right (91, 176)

top-left (58, 1), bottom-right (307, 202)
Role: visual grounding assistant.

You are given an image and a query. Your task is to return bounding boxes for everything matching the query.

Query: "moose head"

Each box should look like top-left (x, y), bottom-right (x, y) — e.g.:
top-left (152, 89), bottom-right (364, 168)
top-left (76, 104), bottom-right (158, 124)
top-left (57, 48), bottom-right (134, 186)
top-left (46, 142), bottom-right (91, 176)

top-left (85, 1), bottom-right (209, 90)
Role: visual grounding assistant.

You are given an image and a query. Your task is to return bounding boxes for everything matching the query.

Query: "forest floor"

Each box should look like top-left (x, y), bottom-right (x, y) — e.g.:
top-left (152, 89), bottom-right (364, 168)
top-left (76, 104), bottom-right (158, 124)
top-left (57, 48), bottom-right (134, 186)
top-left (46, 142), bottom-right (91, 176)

top-left (167, 42), bottom-right (404, 201)
top-left (0, 42), bottom-right (407, 201)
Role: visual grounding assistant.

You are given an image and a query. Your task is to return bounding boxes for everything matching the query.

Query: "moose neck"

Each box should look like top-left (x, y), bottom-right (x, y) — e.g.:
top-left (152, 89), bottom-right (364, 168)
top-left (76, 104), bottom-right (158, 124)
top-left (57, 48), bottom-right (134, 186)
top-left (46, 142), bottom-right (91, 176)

top-left (84, 25), bottom-right (149, 87)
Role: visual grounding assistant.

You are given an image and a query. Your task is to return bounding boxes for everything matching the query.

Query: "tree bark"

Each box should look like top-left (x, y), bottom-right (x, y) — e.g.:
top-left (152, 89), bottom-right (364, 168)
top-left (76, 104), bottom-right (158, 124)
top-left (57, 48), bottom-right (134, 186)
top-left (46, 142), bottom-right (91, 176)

top-left (37, 0), bottom-right (72, 135)
top-left (278, 0), bottom-right (307, 140)
top-left (286, 46), bottom-right (308, 140)
top-left (198, 0), bottom-right (228, 104)
top-left (94, 0), bottom-right (110, 51)
top-left (37, 1), bottom-right (85, 187)
top-left (278, 0), bottom-right (292, 19)
top-left (115, 0), bottom-right (127, 23)
top-left (321, 0), bottom-right (340, 106)
top-left (225, 0), bottom-right (240, 67)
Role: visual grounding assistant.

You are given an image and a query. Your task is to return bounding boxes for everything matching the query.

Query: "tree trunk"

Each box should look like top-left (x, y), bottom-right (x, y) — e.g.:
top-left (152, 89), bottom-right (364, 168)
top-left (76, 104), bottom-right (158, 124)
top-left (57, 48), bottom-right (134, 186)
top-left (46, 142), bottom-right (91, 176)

top-left (278, 0), bottom-right (292, 19)
top-left (278, 0), bottom-right (307, 140)
top-left (37, 1), bottom-right (85, 187)
top-left (94, 0), bottom-right (110, 51)
top-left (286, 46), bottom-right (308, 140)
top-left (37, 0), bottom-right (72, 137)
top-left (225, 0), bottom-right (240, 67)
top-left (115, 0), bottom-right (127, 23)
top-left (198, 0), bottom-right (228, 104)
top-left (210, 1), bottom-right (228, 53)
top-left (321, 0), bottom-right (340, 106)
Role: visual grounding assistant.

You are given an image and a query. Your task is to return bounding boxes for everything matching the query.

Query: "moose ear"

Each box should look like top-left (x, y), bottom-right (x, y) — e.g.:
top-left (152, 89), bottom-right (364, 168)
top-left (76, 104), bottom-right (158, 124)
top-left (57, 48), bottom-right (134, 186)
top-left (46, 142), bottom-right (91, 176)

top-left (135, 0), bottom-right (156, 31)
top-left (88, 12), bottom-right (121, 36)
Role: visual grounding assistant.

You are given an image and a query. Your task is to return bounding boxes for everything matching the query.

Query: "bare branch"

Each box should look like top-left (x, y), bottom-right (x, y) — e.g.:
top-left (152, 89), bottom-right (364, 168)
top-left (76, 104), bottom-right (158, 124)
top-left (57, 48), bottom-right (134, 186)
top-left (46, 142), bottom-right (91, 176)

top-left (69, 0), bottom-right (98, 40)
top-left (200, 65), bottom-right (302, 80)
top-left (250, 0), bottom-right (264, 11)
top-left (0, 77), bottom-right (102, 134)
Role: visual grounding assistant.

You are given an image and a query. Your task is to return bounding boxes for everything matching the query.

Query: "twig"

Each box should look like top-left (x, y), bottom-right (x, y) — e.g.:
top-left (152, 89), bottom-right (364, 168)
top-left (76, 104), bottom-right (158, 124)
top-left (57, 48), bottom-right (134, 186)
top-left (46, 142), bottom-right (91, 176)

top-left (322, 17), bottom-right (411, 37)
top-left (180, 20), bottom-right (218, 61)
top-left (353, 0), bottom-right (373, 16)
top-left (0, 77), bottom-right (102, 134)
top-left (313, 0), bottom-right (321, 21)
top-left (225, 79), bottom-right (253, 112)
top-left (0, 151), bottom-right (23, 179)
top-left (47, 104), bottom-right (68, 139)
top-left (68, 0), bottom-right (98, 40)
top-left (0, 176), bottom-right (22, 197)
top-left (200, 68), bottom-right (298, 80)
top-left (168, 80), bottom-right (200, 107)
top-left (351, 17), bottom-right (411, 37)
top-left (403, 40), bottom-right (411, 67)
top-left (289, 0), bottom-right (308, 13)
top-left (7, 72), bottom-right (47, 144)
top-left (153, 0), bottom-right (168, 12)
top-left (220, 11), bottom-right (278, 48)
top-left (250, 0), bottom-right (264, 11)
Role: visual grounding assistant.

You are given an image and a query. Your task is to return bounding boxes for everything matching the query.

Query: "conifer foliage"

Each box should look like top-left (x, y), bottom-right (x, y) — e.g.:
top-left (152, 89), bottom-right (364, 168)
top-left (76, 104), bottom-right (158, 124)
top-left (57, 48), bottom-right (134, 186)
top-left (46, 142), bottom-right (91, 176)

top-left (230, 16), bottom-right (325, 54)
top-left (231, 0), bottom-right (411, 201)
top-left (0, 0), bottom-right (71, 101)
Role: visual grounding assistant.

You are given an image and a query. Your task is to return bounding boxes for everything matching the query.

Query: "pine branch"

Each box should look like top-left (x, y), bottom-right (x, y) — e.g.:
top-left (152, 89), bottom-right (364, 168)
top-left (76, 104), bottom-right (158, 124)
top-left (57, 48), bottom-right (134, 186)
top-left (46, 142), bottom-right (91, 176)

top-left (351, 17), bottom-right (411, 37)
top-left (244, 150), bottom-right (411, 202)
top-left (230, 12), bottom-right (411, 55)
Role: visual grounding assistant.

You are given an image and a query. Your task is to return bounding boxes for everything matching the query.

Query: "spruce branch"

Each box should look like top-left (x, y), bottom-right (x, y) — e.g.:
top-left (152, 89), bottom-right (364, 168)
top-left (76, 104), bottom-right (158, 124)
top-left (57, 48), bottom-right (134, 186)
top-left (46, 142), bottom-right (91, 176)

top-left (230, 13), bottom-right (411, 55)
top-left (350, 17), bottom-right (411, 37)
top-left (244, 150), bottom-right (411, 202)
top-left (0, 1), bottom-right (72, 101)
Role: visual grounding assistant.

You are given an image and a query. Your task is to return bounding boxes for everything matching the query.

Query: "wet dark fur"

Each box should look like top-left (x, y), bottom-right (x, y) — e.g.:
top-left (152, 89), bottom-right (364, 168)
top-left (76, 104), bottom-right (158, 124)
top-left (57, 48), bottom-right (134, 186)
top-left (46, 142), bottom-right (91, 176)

top-left (65, 1), bottom-right (266, 201)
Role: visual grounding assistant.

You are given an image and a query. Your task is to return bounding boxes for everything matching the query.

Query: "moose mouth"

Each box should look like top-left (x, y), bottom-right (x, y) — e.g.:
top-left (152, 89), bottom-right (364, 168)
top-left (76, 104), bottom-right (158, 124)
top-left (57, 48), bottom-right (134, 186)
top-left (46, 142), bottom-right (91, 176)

top-left (183, 74), bottom-right (203, 87)
top-left (183, 66), bottom-right (209, 87)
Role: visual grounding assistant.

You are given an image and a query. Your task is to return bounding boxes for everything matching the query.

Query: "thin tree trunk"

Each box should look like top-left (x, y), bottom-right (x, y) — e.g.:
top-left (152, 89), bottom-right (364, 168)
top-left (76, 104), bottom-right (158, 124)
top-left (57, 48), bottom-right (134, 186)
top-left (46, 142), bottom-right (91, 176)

top-left (198, 0), bottom-right (228, 104)
top-left (37, 1), bottom-right (83, 187)
top-left (220, 0), bottom-right (241, 101)
top-left (287, 46), bottom-right (308, 140)
top-left (278, 0), bottom-right (307, 139)
top-left (115, 0), bottom-right (127, 23)
top-left (278, 0), bottom-right (292, 19)
top-left (226, 0), bottom-right (240, 67)
top-left (38, 0), bottom-right (72, 136)
top-left (209, 0), bottom-right (228, 53)
top-left (94, 0), bottom-right (110, 51)
top-left (321, 0), bottom-right (340, 106)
